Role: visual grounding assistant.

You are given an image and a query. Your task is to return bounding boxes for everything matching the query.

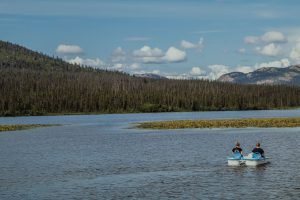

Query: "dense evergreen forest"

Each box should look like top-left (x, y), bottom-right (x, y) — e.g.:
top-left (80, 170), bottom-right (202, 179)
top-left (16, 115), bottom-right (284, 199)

top-left (1, 40), bottom-right (300, 116)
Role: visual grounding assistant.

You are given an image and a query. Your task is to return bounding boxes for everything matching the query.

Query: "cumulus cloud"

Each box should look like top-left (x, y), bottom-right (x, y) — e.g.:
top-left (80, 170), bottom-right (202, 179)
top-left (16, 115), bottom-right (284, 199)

top-left (207, 65), bottom-right (229, 79)
top-left (165, 74), bottom-right (190, 80)
top-left (133, 46), bottom-right (164, 57)
top-left (181, 40), bottom-right (196, 49)
top-left (164, 47), bottom-right (186, 63)
top-left (132, 69), bottom-right (161, 75)
top-left (111, 47), bottom-right (126, 63)
top-left (245, 31), bottom-right (287, 45)
top-left (290, 43), bottom-right (300, 63)
top-left (169, 58), bottom-right (292, 81)
top-left (166, 57), bottom-right (292, 81)
top-left (256, 43), bottom-right (281, 57)
top-left (254, 58), bottom-right (290, 69)
top-left (129, 63), bottom-right (141, 70)
top-left (222, 59), bottom-right (290, 77)
top-left (105, 63), bottom-right (142, 72)
top-left (261, 31), bottom-right (287, 43)
top-left (112, 47), bottom-right (126, 56)
top-left (56, 44), bottom-right (83, 54)
top-left (132, 46), bottom-right (164, 64)
top-left (152, 70), bottom-right (160, 74)
top-left (133, 46), bottom-right (186, 64)
top-left (234, 59), bottom-right (290, 74)
top-left (180, 38), bottom-right (204, 50)
top-left (67, 56), bottom-right (105, 68)
top-left (110, 63), bottom-right (125, 71)
top-left (244, 36), bottom-right (259, 44)
top-left (235, 66), bottom-right (253, 73)
top-left (190, 67), bottom-right (206, 75)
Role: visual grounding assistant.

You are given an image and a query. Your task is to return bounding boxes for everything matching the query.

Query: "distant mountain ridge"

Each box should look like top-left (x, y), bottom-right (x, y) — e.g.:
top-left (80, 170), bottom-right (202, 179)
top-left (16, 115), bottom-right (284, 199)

top-left (218, 65), bottom-right (300, 85)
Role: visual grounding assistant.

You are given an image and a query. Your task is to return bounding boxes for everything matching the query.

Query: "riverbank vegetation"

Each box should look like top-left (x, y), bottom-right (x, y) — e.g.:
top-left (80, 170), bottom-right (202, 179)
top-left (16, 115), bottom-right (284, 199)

top-left (137, 117), bottom-right (300, 129)
top-left (1, 40), bottom-right (300, 116)
top-left (0, 124), bottom-right (53, 132)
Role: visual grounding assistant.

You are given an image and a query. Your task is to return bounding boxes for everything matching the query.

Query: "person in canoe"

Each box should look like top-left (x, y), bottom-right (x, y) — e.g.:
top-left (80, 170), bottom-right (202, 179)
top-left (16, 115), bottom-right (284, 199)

top-left (252, 142), bottom-right (264, 157)
top-left (232, 142), bottom-right (243, 156)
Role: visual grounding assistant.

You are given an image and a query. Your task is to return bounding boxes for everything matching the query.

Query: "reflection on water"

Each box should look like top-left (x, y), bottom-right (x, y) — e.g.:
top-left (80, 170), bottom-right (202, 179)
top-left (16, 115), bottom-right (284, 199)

top-left (0, 110), bottom-right (300, 199)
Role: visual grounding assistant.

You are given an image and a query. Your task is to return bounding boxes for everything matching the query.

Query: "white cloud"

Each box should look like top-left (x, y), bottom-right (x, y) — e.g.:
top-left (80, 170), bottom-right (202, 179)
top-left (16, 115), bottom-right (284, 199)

top-left (129, 63), bottom-right (141, 70)
top-left (133, 46), bottom-right (186, 64)
top-left (133, 46), bottom-right (164, 64)
top-left (134, 57), bottom-right (164, 64)
top-left (256, 43), bottom-right (281, 57)
top-left (190, 67), bottom-right (206, 75)
top-left (56, 44), bottom-right (83, 54)
top-left (279, 28), bottom-right (300, 43)
top-left (261, 31), bottom-right (287, 43)
top-left (105, 63), bottom-right (141, 72)
top-left (133, 46), bottom-right (164, 57)
top-left (168, 58), bottom-right (292, 81)
top-left (67, 56), bottom-right (105, 68)
top-left (132, 69), bottom-right (161, 75)
top-left (162, 70), bottom-right (211, 80)
top-left (207, 65), bottom-right (229, 79)
top-left (110, 63), bottom-right (125, 71)
top-left (112, 47), bottom-right (126, 56)
top-left (163, 47), bottom-right (186, 63)
top-left (181, 40), bottom-right (196, 49)
top-left (245, 31), bottom-right (287, 45)
top-left (165, 66), bottom-right (227, 80)
top-left (235, 59), bottom-right (291, 74)
top-left (152, 70), bottom-right (160, 74)
top-left (235, 66), bottom-right (253, 73)
top-left (254, 58), bottom-right (290, 69)
top-left (244, 36), bottom-right (259, 44)
top-left (290, 43), bottom-right (300, 63)
top-left (111, 47), bottom-right (126, 63)
top-left (180, 38), bottom-right (204, 50)
top-left (165, 74), bottom-right (190, 80)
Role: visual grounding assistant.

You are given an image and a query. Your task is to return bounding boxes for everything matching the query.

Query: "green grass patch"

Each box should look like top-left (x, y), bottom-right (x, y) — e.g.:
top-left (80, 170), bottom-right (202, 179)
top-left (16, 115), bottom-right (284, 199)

top-left (136, 117), bottom-right (300, 129)
top-left (0, 124), bottom-right (55, 132)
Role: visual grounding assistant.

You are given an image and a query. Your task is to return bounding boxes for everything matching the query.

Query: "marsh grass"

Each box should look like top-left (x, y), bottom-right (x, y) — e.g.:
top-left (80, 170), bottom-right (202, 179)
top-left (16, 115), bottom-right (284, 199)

top-left (0, 124), bottom-right (54, 132)
top-left (137, 117), bottom-right (300, 129)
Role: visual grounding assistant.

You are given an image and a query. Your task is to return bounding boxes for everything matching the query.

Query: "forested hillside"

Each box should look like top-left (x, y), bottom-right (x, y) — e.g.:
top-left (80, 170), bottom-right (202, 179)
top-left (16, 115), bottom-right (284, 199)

top-left (1, 40), bottom-right (300, 116)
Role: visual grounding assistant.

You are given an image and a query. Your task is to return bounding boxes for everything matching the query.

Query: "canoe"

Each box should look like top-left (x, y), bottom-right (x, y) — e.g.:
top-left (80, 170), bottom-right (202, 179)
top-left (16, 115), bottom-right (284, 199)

top-left (243, 152), bottom-right (269, 166)
top-left (227, 152), bottom-right (245, 166)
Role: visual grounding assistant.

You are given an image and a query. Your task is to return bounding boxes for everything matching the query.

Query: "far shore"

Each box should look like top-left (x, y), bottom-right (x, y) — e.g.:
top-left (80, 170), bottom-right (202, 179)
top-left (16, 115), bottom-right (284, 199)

top-left (136, 117), bottom-right (300, 129)
top-left (0, 124), bottom-right (56, 132)
top-left (1, 107), bottom-right (300, 117)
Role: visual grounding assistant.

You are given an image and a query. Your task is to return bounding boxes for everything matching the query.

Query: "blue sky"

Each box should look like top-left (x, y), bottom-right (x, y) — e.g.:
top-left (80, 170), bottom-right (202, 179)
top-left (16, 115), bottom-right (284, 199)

top-left (1, 0), bottom-right (300, 79)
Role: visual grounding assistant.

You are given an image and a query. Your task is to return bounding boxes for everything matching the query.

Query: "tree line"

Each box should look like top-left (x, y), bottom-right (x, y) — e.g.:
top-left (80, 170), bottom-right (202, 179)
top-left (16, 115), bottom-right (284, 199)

top-left (1, 40), bottom-right (300, 116)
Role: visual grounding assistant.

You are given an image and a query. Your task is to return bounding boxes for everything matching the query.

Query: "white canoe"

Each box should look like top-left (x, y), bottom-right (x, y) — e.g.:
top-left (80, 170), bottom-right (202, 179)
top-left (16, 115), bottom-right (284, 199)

top-left (227, 152), bottom-right (244, 166)
top-left (227, 158), bottom-right (245, 166)
top-left (244, 159), bottom-right (269, 166)
top-left (243, 153), bottom-right (269, 166)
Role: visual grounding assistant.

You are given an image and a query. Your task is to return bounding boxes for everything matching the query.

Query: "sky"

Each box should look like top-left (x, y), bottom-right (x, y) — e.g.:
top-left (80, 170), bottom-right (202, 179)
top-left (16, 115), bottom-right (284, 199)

top-left (1, 0), bottom-right (300, 79)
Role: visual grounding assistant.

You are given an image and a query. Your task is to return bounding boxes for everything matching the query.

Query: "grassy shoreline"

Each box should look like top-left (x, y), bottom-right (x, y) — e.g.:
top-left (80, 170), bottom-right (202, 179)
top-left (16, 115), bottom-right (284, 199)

top-left (1, 107), bottom-right (300, 117)
top-left (136, 117), bottom-right (300, 129)
top-left (0, 124), bottom-right (55, 132)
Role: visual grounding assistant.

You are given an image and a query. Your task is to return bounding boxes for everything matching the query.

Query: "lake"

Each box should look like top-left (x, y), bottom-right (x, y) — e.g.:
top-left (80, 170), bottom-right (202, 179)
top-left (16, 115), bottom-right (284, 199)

top-left (1, 110), bottom-right (300, 199)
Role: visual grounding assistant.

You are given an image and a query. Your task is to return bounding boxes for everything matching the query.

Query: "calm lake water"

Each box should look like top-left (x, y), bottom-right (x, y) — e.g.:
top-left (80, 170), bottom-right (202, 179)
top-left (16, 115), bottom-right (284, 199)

top-left (1, 110), bottom-right (300, 199)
